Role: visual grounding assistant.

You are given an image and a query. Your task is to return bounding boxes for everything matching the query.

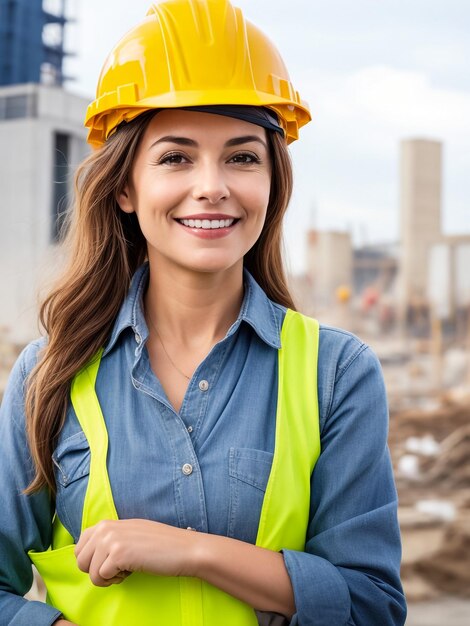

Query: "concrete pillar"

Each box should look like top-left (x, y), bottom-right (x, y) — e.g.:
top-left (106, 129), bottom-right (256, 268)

top-left (398, 138), bottom-right (443, 324)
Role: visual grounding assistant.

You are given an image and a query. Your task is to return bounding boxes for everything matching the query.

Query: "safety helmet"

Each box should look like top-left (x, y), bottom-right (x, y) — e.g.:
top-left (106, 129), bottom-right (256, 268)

top-left (85, 0), bottom-right (311, 147)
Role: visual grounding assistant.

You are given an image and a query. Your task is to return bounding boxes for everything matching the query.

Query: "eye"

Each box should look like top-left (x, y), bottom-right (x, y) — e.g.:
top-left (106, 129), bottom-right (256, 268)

top-left (228, 152), bottom-right (261, 165)
top-left (156, 152), bottom-right (189, 166)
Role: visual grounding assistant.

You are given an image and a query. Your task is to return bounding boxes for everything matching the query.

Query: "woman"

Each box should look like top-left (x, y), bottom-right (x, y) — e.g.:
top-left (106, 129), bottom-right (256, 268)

top-left (0, 1), bottom-right (406, 625)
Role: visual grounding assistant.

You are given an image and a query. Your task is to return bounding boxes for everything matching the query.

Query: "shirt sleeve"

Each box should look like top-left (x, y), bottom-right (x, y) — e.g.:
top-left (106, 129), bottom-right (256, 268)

top-left (282, 337), bottom-right (406, 626)
top-left (0, 342), bottom-right (63, 626)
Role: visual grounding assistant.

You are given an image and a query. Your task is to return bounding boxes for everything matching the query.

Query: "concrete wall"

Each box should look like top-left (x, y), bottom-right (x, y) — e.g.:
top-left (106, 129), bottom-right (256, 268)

top-left (0, 83), bottom-right (89, 343)
top-left (427, 237), bottom-right (470, 320)
top-left (306, 229), bottom-right (353, 308)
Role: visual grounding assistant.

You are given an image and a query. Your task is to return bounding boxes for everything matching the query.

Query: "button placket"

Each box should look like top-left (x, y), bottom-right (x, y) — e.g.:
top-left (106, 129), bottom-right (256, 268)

top-left (130, 334), bottom-right (208, 533)
top-left (173, 345), bottom-right (226, 532)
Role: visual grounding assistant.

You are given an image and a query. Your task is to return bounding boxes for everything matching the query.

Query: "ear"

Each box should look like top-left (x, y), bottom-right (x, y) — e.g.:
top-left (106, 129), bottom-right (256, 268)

top-left (117, 183), bottom-right (135, 214)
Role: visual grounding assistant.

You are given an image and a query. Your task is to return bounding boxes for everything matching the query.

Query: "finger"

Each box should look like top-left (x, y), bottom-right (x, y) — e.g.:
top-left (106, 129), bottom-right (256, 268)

top-left (74, 526), bottom-right (93, 559)
top-left (87, 545), bottom-right (115, 587)
top-left (75, 521), bottom-right (117, 573)
top-left (99, 569), bottom-right (132, 586)
top-left (98, 552), bottom-right (127, 583)
top-left (75, 533), bottom-right (97, 574)
top-left (75, 520), bottom-right (116, 558)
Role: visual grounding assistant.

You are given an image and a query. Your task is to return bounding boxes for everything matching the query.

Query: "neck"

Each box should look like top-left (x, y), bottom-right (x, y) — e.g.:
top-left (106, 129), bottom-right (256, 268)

top-left (144, 260), bottom-right (244, 349)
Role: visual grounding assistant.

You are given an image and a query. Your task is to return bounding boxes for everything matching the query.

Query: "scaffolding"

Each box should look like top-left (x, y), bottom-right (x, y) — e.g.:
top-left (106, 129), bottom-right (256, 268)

top-left (0, 0), bottom-right (71, 86)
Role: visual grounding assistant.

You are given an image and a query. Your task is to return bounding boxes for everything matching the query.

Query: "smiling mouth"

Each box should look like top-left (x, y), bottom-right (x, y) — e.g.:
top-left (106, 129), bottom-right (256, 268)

top-left (176, 218), bottom-right (240, 230)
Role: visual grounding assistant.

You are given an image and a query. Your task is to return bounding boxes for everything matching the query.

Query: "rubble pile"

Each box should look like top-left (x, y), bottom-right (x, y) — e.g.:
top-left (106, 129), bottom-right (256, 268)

top-left (413, 512), bottom-right (470, 596)
top-left (390, 398), bottom-right (470, 601)
top-left (423, 424), bottom-right (470, 489)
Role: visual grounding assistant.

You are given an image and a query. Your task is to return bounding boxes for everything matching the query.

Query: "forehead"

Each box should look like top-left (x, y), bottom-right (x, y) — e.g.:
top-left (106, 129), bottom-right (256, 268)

top-left (141, 109), bottom-right (268, 145)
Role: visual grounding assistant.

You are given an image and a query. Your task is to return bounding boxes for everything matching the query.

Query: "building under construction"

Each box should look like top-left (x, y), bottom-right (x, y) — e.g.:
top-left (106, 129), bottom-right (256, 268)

top-left (0, 0), bottom-right (87, 343)
top-left (302, 138), bottom-right (470, 339)
top-left (0, 0), bottom-right (69, 87)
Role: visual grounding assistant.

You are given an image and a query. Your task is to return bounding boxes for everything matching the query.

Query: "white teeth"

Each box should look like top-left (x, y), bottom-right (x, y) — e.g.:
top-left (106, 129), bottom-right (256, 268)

top-left (179, 218), bottom-right (235, 229)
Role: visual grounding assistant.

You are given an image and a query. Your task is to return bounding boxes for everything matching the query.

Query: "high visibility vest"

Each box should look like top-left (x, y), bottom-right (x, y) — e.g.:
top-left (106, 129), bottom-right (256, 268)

top-left (29, 309), bottom-right (320, 626)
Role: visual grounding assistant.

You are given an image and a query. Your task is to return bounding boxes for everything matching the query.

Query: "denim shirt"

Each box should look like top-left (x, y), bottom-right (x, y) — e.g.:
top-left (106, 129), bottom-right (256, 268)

top-left (0, 264), bottom-right (406, 626)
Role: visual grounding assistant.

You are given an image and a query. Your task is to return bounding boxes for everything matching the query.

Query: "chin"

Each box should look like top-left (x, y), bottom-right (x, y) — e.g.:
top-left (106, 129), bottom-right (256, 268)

top-left (180, 256), bottom-right (242, 275)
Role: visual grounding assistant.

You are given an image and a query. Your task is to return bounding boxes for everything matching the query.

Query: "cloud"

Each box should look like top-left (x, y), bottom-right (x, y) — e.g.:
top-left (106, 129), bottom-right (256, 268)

top-left (412, 42), bottom-right (470, 74)
top-left (345, 66), bottom-right (470, 134)
top-left (304, 65), bottom-right (470, 139)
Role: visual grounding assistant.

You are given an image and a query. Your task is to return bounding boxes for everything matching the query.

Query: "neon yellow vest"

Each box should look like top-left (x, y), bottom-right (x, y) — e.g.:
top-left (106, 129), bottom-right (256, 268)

top-left (29, 310), bottom-right (320, 625)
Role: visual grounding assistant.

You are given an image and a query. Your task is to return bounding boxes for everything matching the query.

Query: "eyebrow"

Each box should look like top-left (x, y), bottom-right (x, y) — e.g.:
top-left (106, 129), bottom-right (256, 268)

top-left (148, 135), bottom-right (268, 151)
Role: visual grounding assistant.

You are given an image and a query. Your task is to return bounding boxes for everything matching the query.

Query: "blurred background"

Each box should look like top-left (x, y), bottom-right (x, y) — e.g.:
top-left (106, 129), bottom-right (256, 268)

top-left (0, 1), bottom-right (469, 623)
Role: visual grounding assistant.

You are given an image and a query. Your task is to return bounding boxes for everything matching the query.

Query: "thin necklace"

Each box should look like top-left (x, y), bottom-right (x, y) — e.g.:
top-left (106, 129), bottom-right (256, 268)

top-left (146, 313), bottom-right (191, 380)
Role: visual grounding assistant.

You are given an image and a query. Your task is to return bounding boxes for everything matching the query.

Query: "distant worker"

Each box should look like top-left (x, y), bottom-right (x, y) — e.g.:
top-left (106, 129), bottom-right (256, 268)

top-left (0, 1), bottom-right (406, 625)
top-left (336, 284), bottom-right (352, 303)
top-left (362, 285), bottom-right (380, 313)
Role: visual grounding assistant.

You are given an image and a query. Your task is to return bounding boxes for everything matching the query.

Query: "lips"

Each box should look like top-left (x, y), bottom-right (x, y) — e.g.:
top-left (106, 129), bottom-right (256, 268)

top-left (175, 213), bottom-right (237, 220)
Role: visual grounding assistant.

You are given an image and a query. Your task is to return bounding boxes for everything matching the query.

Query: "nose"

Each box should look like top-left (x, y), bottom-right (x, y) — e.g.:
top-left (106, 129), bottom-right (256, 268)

top-left (192, 161), bottom-right (230, 204)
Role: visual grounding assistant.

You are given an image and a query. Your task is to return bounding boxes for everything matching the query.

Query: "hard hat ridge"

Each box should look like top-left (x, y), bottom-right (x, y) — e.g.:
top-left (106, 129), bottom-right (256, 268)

top-left (147, 0), bottom-right (228, 46)
top-left (146, 0), bottom-right (253, 93)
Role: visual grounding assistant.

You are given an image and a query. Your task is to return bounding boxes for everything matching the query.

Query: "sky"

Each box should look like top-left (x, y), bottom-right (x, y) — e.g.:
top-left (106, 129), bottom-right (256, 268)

top-left (61, 0), bottom-right (470, 274)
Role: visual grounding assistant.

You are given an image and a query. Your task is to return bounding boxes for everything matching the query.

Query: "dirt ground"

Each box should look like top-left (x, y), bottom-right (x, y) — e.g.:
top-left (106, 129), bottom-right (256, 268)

top-left (389, 399), bottom-right (470, 603)
top-left (406, 598), bottom-right (470, 625)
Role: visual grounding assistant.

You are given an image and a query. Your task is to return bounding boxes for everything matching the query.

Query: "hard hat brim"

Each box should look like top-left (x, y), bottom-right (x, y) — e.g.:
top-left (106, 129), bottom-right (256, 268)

top-left (85, 90), bottom-right (311, 147)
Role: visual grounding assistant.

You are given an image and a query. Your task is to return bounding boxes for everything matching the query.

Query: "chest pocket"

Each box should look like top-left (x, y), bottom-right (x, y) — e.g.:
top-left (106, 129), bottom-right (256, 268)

top-left (52, 430), bottom-right (90, 539)
top-left (227, 447), bottom-right (274, 544)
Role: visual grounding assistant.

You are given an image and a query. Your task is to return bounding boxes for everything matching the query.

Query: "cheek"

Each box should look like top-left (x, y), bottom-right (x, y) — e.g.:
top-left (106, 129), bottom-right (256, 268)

top-left (242, 174), bottom-right (271, 212)
top-left (131, 183), bottom-right (178, 223)
top-left (253, 182), bottom-right (271, 223)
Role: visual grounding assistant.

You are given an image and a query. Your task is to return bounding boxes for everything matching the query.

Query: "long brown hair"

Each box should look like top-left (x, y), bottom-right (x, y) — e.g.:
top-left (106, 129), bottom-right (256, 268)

top-left (24, 110), bottom-right (296, 495)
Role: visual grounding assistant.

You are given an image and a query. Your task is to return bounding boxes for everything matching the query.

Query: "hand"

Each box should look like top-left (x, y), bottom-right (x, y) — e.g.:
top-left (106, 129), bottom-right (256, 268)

top-left (74, 519), bottom-right (200, 587)
top-left (53, 620), bottom-right (78, 625)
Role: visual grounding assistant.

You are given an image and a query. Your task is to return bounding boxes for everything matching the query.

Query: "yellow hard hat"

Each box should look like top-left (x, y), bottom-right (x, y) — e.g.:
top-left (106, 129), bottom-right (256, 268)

top-left (85, 0), bottom-right (311, 147)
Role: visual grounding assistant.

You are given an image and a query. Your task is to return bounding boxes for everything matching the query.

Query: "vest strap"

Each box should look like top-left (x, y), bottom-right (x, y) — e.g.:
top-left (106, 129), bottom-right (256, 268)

top-left (256, 310), bottom-right (320, 551)
top-left (70, 348), bottom-right (119, 528)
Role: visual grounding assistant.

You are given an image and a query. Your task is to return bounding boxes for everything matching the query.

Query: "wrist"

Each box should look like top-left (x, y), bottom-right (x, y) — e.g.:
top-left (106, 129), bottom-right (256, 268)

top-left (189, 529), bottom-right (214, 579)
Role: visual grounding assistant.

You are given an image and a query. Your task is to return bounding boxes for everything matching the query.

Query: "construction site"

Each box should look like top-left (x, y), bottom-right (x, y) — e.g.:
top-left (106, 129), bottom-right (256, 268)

top-left (1, 1), bottom-right (469, 624)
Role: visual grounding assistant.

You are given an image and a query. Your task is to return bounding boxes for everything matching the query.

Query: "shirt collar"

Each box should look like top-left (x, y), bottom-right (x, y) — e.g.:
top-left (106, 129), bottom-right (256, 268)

top-left (102, 264), bottom-right (150, 357)
top-left (233, 269), bottom-right (282, 349)
top-left (103, 263), bottom-right (282, 357)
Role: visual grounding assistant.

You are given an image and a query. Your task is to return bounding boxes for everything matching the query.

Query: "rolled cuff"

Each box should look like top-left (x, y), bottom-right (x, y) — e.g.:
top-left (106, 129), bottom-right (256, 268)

top-left (282, 549), bottom-right (351, 626)
top-left (8, 599), bottom-right (62, 626)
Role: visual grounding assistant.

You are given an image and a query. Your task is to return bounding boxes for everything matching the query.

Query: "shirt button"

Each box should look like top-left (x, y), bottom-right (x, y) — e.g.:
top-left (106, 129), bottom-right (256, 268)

top-left (135, 333), bottom-right (141, 344)
top-left (187, 425), bottom-right (193, 433)
top-left (182, 463), bottom-right (193, 475)
top-left (198, 380), bottom-right (209, 392)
